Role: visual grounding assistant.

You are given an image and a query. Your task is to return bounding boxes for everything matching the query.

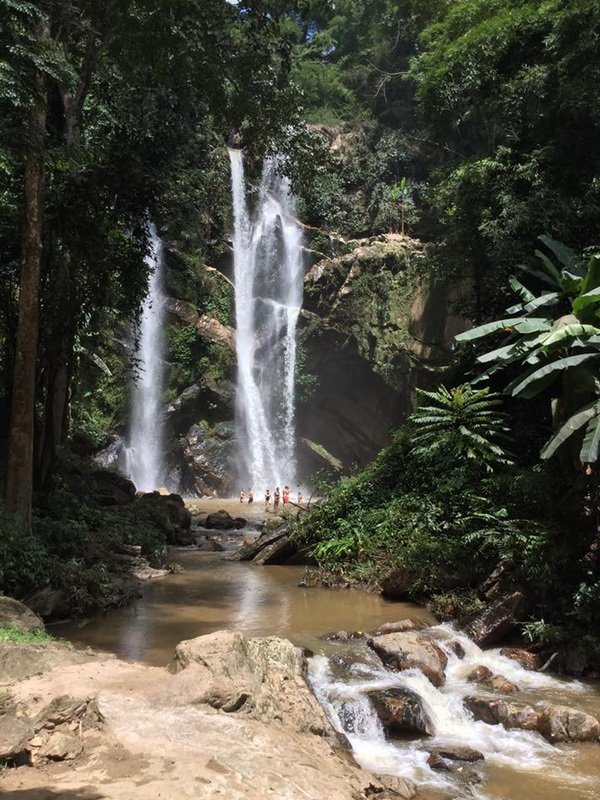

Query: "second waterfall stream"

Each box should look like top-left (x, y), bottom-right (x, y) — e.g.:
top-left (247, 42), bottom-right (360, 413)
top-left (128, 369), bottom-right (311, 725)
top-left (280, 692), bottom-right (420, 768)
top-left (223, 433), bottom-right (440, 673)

top-left (229, 147), bottom-right (304, 492)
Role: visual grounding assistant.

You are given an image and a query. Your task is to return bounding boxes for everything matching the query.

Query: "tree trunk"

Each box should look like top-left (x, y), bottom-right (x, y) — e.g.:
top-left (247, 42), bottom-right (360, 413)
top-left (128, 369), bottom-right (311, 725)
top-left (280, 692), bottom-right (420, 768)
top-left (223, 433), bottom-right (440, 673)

top-left (5, 23), bottom-right (49, 529)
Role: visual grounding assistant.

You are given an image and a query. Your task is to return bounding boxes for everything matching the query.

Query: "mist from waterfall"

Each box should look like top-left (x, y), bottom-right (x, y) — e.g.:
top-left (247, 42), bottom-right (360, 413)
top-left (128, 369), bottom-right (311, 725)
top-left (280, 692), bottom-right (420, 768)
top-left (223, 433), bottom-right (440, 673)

top-left (229, 148), bottom-right (303, 492)
top-left (125, 225), bottom-right (166, 491)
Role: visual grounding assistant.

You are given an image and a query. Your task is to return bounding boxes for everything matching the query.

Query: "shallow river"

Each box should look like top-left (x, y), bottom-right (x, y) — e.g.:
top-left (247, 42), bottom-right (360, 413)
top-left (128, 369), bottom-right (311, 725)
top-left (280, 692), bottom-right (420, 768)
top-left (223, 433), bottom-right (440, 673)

top-left (55, 531), bottom-right (600, 800)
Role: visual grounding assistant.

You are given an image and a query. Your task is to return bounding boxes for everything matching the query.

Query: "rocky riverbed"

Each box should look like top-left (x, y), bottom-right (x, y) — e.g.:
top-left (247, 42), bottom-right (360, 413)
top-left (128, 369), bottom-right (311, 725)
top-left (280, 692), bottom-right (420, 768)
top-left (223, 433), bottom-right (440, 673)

top-left (0, 630), bottom-right (416, 800)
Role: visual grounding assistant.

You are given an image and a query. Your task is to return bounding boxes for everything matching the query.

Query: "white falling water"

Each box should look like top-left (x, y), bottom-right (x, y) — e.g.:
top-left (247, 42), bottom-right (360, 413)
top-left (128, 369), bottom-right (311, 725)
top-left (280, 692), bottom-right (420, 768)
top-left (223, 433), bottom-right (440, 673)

top-left (125, 225), bottom-right (166, 491)
top-left (229, 148), bottom-right (303, 491)
top-left (309, 625), bottom-right (595, 798)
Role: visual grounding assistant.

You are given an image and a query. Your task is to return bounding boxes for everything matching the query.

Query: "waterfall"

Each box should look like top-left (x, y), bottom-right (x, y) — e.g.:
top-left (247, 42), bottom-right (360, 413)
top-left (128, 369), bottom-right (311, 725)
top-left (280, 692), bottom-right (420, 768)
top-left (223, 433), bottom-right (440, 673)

top-left (125, 225), bottom-right (166, 491)
top-left (229, 148), bottom-right (303, 492)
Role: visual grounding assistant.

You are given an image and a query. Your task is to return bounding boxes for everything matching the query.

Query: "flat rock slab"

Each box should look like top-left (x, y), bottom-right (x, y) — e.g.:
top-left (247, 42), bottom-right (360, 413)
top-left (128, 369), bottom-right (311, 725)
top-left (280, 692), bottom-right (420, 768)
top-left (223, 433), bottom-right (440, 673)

top-left (0, 641), bottom-right (99, 685)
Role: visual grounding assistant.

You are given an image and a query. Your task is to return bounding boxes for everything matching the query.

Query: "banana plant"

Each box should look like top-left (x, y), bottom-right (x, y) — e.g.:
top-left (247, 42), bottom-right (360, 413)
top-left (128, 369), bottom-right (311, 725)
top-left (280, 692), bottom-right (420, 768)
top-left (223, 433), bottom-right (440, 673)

top-left (455, 237), bottom-right (600, 464)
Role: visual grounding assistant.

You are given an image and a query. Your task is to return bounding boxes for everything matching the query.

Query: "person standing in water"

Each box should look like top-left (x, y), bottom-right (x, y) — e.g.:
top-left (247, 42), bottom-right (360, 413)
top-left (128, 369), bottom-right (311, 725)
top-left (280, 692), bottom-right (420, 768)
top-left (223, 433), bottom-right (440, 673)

top-left (239, 489), bottom-right (245, 503)
top-left (274, 486), bottom-right (280, 510)
top-left (282, 485), bottom-right (290, 505)
top-left (297, 489), bottom-right (303, 505)
top-left (265, 489), bottom-right (271, 509)
top-left (248, 488), bottom-right (254, 504)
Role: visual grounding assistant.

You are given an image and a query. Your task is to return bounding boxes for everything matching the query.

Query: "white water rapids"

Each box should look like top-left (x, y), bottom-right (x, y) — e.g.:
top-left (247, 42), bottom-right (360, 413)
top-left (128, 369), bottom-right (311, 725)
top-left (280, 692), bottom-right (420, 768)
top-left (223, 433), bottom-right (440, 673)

top-left (309, 625), bottom-right (598, 799)
top-left (229, 148), bottom-right (303, 492)
top-left (125, 225), bottom-right (166, 491)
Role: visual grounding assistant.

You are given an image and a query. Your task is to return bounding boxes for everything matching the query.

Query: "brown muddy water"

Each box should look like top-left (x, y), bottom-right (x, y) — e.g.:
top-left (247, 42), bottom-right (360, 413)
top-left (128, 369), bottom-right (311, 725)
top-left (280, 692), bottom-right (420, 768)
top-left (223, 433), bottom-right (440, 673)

top-left (55, 547), bottom-right (432, 665)
top-left (54, 502), bottom-right (600, 800)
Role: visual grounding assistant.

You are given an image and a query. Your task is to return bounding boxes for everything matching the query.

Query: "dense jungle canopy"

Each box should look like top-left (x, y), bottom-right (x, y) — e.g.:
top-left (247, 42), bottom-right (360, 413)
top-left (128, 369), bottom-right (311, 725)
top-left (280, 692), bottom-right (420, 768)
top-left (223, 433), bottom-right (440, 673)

top-left (1, 0), bottom-right (600, 664)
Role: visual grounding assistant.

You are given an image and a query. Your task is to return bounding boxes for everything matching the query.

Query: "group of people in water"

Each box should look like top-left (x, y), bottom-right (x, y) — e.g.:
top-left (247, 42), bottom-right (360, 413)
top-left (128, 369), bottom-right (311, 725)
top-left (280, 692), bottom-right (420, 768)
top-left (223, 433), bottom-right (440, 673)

top-left (239, 485), bottom-right (303, 509)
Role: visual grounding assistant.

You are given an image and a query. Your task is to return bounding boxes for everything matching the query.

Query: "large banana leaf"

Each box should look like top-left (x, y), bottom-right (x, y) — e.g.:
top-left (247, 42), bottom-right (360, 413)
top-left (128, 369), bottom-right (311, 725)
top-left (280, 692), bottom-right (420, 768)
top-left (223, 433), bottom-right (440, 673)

top-left (572, 285), bottom-right (600, 318)
top-left (540, 323), bottom-right (600, 348)
top-left (523, 292), bottom-right (561, 313)
top-left (541, 401), bottom-right (599, 460)
top-left (509, 353), bottom-right (600, 399)
top-left (580, 253), bottom-right (600, 296)
top-left (533, 249), bottom-right (563, 285)
top-left (455, 317), bottom-right (532, 342)
top-left (538, 235), bottom-right (580, 273)
top-left (508, 275), bottom-right (535, 304)
top-left (580, 411), bottom-right (600, 463)
top-left (513, 318), bottom-right (553, 335)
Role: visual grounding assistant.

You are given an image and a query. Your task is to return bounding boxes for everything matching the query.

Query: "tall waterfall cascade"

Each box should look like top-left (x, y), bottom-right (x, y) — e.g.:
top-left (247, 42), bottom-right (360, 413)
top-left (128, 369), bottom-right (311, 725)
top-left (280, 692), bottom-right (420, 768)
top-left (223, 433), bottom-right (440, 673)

top-left (229, 148), bottom-right (304, 492)
top-left (125, 226), bottom-right (166, 491)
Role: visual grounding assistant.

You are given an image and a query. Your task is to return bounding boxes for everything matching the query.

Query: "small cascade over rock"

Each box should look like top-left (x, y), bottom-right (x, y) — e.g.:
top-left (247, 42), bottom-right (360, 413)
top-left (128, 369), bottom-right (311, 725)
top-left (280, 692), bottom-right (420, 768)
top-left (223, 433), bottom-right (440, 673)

top-left (125, 225), bottom-right (166, 491)
top-left (309, 624), bottom-right (598, 797)
top-left (228, 147), bottom-right (303, 491)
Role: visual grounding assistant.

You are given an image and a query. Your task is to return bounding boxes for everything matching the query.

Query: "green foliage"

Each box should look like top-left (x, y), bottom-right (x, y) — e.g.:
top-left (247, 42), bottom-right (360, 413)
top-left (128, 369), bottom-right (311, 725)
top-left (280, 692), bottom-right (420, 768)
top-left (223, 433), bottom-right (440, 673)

top-left (410, 384), bottom-right (513, 470)
top-left (0, 625), bottom-right (56, 645)
top-left (293, 423), bottom-right (594, 653)
top-left (456, 241), bottom-right (600, 464)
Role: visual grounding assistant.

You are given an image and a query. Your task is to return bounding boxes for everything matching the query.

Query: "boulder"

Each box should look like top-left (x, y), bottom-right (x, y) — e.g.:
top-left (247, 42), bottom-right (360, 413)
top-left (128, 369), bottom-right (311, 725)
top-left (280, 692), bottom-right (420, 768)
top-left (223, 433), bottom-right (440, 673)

top-left (426, 745), bottom-right (484, 763)
top-left (463, 591), bottom-right (527, 647)
top-left (165, 493), bottom-right (192, 532)
top-left (205, 509), bottom-right (246, 530)
top-left (367, 687), bottom-right (434, 736)
top-left (0, 596), bottom-right (44, 632)
top-left (447, 640), bottom-right (466, 659)
top-left (488, 675), bottom-right (520, 694)
top-left (500, 647), bottom-right (542, 671)
top-left (0, 715), bottom-right (33, 760)
top-left (369, 774), bottom-right (418, 799)
top-left (367, 631), bottom-right (447, 687)
top-left (380, 568), bottom-right (418, 600)
top-left (38, 730), bottom-right (83, 761)
top-left (537, 704), bottom-right (600, 743)
top-left (92, 437), bottom-right (125, 472)
top-left (168, 630), bottom-right (332, 736)
top-left (373, 619), bottom-right (428, 636)
top-left (227, 521), bottom-right (289, 561)
top-left (463, 696), bottom-right (539, 730)
top-left (252, 535), bottom-right (299, 565)
top-left (467, 666), bottom-right (519, 695)
top-left (196, 538), bottom-right (224, 552)
top-left (467, 666), bottom-right (493, 683)
top-left (92, 469), bottom-right (136, 505)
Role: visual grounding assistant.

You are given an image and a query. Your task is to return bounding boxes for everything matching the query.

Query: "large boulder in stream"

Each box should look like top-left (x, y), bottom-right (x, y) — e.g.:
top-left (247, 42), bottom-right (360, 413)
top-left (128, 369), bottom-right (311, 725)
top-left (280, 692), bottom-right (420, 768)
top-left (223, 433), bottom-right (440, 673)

top-left (537, 704), bottom-right (600, 743)
top-left (169, 629), bottom-right (329, 734)
top-left (367, 631), bottom-right (447, 688)
top-left (227, 520), bottom-right (303, 565)
top-left (462, 591), bottom-right (527, 647)
top-left (368, 687), bottom-right (434, 736)
top-left (205, 509), bottom-right (246, 530)
top-left (499, 647), bottom-right (542, 671)
top-left (463, 696), bottom-right (540, 731)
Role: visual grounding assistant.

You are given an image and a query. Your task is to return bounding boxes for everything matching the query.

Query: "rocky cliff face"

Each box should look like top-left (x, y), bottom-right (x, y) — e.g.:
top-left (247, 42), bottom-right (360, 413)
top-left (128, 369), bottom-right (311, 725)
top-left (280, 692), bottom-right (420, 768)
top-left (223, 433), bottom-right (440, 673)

top-left (296, 233), bottom-right (469, 472)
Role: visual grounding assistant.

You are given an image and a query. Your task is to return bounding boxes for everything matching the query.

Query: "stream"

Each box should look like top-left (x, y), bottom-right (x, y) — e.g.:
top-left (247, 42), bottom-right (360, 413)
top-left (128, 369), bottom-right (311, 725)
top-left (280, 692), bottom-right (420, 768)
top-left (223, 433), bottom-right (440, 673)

top-left (55, 535), bottom-right (600, 800)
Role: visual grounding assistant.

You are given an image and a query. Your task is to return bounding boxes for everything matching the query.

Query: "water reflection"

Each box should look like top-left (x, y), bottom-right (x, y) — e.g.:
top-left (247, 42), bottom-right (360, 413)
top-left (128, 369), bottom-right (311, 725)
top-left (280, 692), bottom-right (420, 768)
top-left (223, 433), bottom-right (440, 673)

top-left (55, 550), bottom-right (434, 666)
